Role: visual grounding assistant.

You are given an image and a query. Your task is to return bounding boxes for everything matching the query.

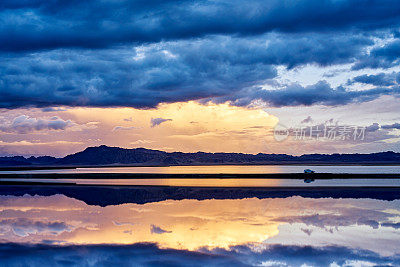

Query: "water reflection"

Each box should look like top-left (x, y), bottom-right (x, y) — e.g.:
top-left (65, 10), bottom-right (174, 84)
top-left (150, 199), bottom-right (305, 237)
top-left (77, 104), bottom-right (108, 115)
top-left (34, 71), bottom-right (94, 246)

top-left (2, 165), bottom-right (400, 174)
top-left (0, 194), bottom-right (399, 258)
top-left (2, 178), bottom-right (400, 187)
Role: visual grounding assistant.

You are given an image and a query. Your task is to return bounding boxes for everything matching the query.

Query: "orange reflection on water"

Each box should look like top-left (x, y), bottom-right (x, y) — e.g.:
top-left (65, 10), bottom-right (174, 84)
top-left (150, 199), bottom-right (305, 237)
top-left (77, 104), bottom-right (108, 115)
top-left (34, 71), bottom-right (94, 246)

top-left (0, 195), bottom-right (281, 250)
top-left (0, 195), bottom-right (399, 256)
top-left (67, 178), bottom-right (284, 187)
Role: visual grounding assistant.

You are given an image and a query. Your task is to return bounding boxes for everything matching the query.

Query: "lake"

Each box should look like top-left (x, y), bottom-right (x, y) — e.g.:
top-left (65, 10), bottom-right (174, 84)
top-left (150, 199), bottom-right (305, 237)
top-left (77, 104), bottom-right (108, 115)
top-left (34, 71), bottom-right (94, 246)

top-left (1, 164), bottom-right (400, 174)
top-left (2, 165), bottom-right (399, 187)
top-left (2, 178), bottom-right (400, 186)
top-left (1, 165), bottom-right (399, 265)
top-left (0, 193), bottom-right (399, 266)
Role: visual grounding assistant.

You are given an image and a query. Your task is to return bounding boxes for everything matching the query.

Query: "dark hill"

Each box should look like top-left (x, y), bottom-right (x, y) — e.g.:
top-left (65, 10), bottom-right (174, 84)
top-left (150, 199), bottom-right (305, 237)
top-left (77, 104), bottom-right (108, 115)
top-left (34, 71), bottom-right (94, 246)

top-left (1, 145), bottom-right (400, 167)
top-left (60, 145), bottom-right (167, 165)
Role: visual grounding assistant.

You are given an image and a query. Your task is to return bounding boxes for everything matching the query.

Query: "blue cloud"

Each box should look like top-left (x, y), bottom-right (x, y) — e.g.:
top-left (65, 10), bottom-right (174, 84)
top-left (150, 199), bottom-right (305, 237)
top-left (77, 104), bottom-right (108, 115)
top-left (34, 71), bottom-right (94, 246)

top-left (0, 0), bottom-right (399, 52)
top-left (349, 72), bottom-right (400, 86)
top-left (0, 243), bottom-right (399, 266)
top-left (41, 107), bottom-right (67, 112)
top-left (0, 33), bottom-right (387, 109)
top-left (382, 123), bottom-right (400, 130)
top-left (0, 1), bottom-right (399, 109)
top-left (353, 40), bottom-right (400, 70)
top-left (215, 81), bottom-right (400, 107)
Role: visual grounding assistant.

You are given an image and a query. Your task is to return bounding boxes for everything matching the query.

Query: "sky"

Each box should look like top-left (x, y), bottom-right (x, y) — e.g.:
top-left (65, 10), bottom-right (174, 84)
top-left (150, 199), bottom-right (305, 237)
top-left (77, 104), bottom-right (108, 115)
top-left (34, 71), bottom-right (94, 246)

top-left (1, 0), bottom-right (400, 156)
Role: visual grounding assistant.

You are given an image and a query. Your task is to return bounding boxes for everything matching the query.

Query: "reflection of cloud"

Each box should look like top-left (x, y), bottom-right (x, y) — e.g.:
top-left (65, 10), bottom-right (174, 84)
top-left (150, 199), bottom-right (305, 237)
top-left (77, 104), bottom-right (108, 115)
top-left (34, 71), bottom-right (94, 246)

top-left (0, 243), bottom-right (245, 266)
top-left (1, 194), bottom-right (399, 256)
top-left (273, 207), bottom-right (392, 230)
top-left (112, 126), bottom-right (137, 131)
top-left (357, 218), bottom-right (379, 229)
top-left (151, 118), bottom-right (172, 127)
top-left (206, 244), bottom-right (400, 267)
top-left (301, 228), bottom-right (313, 236)
top-left (0, 218), bottom-right (70, 237)
top-left (123, 230), bottom-right (133, 235)
top-left (150, 225), bottom-right (172, 234)
top-left (41, 240), bottom-right (67, 245)
top-left (123, 117), bottom-right (133, 122)
top-left (112, 221), bottom-right (135, 227)
top-left (0, 243), bottom-right (399, 267)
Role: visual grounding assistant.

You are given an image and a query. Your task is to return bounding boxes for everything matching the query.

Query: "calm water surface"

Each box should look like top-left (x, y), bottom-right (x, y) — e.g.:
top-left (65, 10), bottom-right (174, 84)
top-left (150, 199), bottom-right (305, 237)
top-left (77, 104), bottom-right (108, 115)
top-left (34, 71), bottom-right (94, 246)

top-left (0, 194), bottom-right (399, 266)
top-left (1, 178), bottom-right (400, 186)
top-left (2, 165), bottom-right (400, 174)
top-left (1, 166), bottom-right (400, 264)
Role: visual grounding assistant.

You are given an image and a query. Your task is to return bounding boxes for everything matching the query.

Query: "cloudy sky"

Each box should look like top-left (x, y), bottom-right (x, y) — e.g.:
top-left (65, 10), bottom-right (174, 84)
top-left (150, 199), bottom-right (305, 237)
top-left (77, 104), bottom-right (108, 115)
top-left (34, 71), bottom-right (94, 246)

top-left (1, 0), bottom-right (400, 156)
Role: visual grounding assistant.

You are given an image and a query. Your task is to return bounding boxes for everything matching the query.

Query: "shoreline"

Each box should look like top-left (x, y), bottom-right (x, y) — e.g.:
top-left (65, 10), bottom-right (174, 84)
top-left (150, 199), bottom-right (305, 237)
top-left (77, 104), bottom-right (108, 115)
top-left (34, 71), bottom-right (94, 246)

top-left (1, 184), bottom-right (399, 205)
top-left (0, 173), bottom-right (399, 179)
top-left (1, 162), bottom-right (400, 171)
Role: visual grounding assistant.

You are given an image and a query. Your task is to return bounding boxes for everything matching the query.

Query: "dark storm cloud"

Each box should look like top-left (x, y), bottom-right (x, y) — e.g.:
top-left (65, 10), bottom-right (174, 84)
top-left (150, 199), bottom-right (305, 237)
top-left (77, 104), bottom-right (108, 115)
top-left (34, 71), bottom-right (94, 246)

top-left (217, 81), bottom-right (400, 107)
top-left (1, 0), bottom-right (400, 110)
top-left (0, 33), bottom-right (381, 109)
top-left (0, 243), bottom-right (399, 267)
top-left (0, 37), bottom-right (281, 109)
top-left (349, 72), bottom-right (400, 86)
top-left (382, 123), bottom-right (400, 130)
top-left (1, 0), bottom-right (400, 52)
top-left (352, 40), bottom-right (400, 70)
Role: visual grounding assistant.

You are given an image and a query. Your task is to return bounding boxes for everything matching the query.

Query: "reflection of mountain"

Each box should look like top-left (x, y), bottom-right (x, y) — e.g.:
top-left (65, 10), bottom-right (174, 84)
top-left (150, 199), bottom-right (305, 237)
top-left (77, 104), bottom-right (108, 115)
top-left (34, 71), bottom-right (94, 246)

top-left (1, 145), bottom-right (400, 166)
top-left (1, 185), bottom-right (399, 206)
top-left (0, 193), bottom-right (399, 264)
